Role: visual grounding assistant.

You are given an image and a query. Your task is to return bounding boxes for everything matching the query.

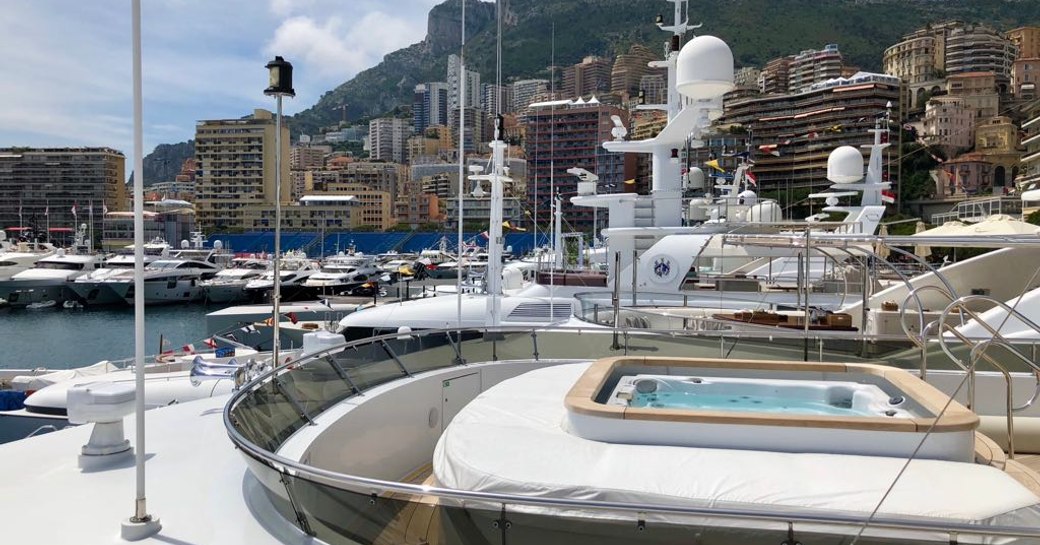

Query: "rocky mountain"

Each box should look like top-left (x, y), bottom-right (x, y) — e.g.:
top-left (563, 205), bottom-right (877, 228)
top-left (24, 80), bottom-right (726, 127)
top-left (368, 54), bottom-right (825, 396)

top-left (137, 140), bottom-right (194, 186)
top-left (288, 0), bottom-right (1040, 137)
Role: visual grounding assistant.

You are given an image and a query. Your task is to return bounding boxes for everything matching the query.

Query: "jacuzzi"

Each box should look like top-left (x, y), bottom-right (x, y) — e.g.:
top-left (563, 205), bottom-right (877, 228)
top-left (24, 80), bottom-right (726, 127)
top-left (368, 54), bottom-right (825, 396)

top-left (610, 375), bottom-right (916, 418)
top-left (565, 357), bottom-right (979, 462)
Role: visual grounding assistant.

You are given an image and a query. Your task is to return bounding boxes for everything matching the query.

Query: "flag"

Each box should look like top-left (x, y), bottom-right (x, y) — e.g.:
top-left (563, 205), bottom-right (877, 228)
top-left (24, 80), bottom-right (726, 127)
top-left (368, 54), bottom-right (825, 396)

top-left (286, 312), bottom-right (298, 325)
top-left (704, 159), bottom-right (724, 172)
top-left (18, 204), bottom-right (22, 220)
top-left (204, 337), bottom-right (218, 348)
top-left (881, 190), bottom-right (896, 204)
top-left (805, 131), bottom-right (819, 140)
top-left (182, 343), bottom-right (195, 354)
top-left (623, 179), bottom-right (636, 185)
top-left (745, 171), bottom-right (758, 186)
top-left (827, 125), bottom-right (843, 133)
top-left (44, 206), bottom-right (48, 217)
top-left (725, 151), bottom-right (751, 161)
top-left (758, 144), bottom-right (781, 157)
top-left (71, 203), bottom-right (78, 217)
top-left (263, 317), bottom-right (274, 326)
top-left (503, 220), bottom-right (526, 232)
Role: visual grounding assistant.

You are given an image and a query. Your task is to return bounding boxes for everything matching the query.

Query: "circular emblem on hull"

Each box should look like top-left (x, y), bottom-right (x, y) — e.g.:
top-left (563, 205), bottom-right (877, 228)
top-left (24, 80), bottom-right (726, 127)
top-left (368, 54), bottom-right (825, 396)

top-left (647, 254), bottom-right (677, 283)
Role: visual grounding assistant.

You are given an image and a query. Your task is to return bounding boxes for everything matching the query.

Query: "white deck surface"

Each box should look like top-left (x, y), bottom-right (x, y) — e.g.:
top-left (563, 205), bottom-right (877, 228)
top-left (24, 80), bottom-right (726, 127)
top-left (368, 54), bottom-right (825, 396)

top-left (0, 395), bottom-right (314, 545)
top-left (434, 363), bottom-right (1040, 523)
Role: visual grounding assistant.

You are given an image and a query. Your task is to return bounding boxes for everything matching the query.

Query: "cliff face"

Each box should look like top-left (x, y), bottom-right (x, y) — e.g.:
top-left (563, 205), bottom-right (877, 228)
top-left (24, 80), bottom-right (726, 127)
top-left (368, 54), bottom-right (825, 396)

top-left (284, 0), bottom-right (1040, 137)
top-left (138, 140), bottom-right (194, 186)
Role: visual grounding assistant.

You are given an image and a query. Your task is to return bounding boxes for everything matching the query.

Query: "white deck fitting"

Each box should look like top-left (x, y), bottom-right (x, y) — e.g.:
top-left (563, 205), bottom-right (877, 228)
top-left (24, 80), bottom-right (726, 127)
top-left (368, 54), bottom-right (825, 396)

top-left (434, 363), bottom-right (1040, 523)
top-left (0, 395), bottom-right (311, 545)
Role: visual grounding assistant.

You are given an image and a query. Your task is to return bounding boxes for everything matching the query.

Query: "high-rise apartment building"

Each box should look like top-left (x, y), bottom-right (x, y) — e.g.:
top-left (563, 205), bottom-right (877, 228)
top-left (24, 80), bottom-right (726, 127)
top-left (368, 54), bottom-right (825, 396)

top-left (290, 145), bottom-right (326, 170)
top-left (194, 109), bottom-right (289, 232)
top-left (734, 67), bottom-right (762, 89)
top-left (1007, 27), bottom-right (1040, 60)
top-left (723, 72), bottom-right (900, 191)
top-left (639, 74), bottom-right (668, 105)
top-left (449, 107), bottom-right (485, 154)
top-left (759, 56), bottom-right (793, 94)
top-left (413, 82), bottom-right (450, 133)
top-left (368, 117), bottom-right (412, 164)
top-left (563, 56), bottom-right (613, 98)
top-left (481, 83), bottom-right (514, 115)
top-left (0, 147), bottom-right (127, 245)
top-left (947, 24), bottom-right (1017, 92)
top-left (787, 44), bottom-right (844, 93)
top-left (611, 44), bottom-right (661, 97)
top-left (447, 54), bottom-right (481, 113)
top-left (512, 79), bottom-right (549, 112)
top-left (523, 99), bottom-right (628, 230)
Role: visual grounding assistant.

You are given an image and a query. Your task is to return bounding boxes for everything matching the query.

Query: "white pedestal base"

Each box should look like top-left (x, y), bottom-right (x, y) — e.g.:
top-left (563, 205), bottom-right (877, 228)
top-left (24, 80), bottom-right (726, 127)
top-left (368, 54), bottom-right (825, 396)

top-left (120, 516), bottom-right (161, 541)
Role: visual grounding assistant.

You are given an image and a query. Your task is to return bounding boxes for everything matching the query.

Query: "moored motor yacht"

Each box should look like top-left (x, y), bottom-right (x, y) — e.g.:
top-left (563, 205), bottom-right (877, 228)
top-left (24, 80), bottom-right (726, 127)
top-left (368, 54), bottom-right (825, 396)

top-left (67, 239), bottom-right (170, 305)
top-left (200, 256), bottom-right (271, 304)
top-left (103, 258), bottom-right (220, 305)
top-left (0, 249), bottom-right (100, 306)
top-left (299, 253), bottom-right (381, 297)
top-left (242, 253), bottom-right (320, 302)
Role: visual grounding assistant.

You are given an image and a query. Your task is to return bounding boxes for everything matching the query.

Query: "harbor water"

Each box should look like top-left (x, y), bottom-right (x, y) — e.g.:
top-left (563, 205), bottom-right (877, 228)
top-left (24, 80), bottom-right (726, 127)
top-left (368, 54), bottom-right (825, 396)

top-left (0, 304), bottom-right (212, 369)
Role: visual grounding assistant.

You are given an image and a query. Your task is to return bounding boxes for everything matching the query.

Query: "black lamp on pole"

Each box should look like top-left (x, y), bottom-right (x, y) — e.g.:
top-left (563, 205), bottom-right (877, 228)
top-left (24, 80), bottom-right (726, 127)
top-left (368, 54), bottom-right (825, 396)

top-left (265, 56), bottom-right (295, 97)
top-left (265, 55), bottom-right (293, 385)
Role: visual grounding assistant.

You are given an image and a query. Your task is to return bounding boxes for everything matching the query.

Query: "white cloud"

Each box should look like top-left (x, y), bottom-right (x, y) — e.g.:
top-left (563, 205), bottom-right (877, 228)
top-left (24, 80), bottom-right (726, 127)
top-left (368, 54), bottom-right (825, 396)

top-left (265, 12), bottom-right (425, 79)
top-left (0, 0), bottom-right (441, 160)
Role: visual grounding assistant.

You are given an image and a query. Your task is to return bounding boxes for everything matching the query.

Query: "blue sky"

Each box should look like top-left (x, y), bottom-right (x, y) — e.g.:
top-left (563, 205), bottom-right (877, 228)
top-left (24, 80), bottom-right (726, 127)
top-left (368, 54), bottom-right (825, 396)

top-left (0, 0), bottom-right (442, 159)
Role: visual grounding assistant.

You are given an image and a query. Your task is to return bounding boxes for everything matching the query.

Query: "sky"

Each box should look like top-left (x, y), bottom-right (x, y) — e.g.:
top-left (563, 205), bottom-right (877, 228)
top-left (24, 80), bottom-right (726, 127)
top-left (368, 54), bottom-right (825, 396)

top-left (0, 0), bottom-right (442, 160)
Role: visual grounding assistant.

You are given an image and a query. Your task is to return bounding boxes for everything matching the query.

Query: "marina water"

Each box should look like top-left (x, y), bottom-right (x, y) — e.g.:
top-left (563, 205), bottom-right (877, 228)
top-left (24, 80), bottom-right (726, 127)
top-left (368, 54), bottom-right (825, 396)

top-left (0, 304), bottom-right (212, 369)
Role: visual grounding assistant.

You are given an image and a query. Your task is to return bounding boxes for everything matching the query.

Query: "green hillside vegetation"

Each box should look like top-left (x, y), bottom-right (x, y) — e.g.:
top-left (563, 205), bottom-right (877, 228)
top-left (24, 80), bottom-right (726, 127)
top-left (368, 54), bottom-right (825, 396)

top-left (289, 0), bottom-right (1040, 137)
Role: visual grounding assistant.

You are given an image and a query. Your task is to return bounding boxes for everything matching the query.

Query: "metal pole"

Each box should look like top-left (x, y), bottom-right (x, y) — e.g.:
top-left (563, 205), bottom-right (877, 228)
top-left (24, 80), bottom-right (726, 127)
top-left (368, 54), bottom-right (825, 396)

top-left (803, 228), bottom-right (810, 361)
top-left (127, 0), bottom-right (159, 536)
top-left (456, 0), bottom-right (466, 327)
top-left (272, 95), bottom-right (283, 371)
top-left (612, 251), bottom-right (621, 349)
top-left (631, 250), bottom-right (638, 307)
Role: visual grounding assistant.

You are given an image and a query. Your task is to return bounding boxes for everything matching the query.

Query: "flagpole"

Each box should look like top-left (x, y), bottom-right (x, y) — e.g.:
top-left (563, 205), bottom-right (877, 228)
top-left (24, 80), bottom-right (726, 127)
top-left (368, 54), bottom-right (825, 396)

top-left (121, 0), bottom-right (160, 538)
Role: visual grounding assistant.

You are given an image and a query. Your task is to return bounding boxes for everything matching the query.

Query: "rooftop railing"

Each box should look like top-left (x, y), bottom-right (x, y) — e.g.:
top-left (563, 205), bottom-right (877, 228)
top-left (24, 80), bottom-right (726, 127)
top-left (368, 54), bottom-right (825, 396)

top-left (224, 325), bottom-right (1040, 545)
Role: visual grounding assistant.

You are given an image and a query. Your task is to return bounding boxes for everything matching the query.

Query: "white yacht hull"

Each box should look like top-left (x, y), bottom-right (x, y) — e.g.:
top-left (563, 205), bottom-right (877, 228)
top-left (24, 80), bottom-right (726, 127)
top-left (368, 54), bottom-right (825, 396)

top-left (0, 279), bottom-right (71, 307)
top-left (119, 279), bottom-right (205, 305)
top-left (67, 281), bottom-right (126, 306)
top-left (204, 282), bottom-right (249, 304)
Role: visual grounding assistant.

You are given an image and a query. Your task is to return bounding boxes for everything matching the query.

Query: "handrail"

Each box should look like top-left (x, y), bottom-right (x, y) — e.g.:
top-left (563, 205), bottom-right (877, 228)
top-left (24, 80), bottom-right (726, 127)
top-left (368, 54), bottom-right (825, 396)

top-left (899, 287), bottom-right (1040, 459)
top-left (937, 296), bottom-right (1040, 415)
top-left (223, 326), bottom-right (1040, 542)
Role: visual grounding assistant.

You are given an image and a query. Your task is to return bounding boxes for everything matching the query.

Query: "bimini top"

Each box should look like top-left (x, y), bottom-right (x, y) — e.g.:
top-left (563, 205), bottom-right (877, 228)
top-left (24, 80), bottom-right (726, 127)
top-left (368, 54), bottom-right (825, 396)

top-left (433, 362), bottom-right (1040, 525)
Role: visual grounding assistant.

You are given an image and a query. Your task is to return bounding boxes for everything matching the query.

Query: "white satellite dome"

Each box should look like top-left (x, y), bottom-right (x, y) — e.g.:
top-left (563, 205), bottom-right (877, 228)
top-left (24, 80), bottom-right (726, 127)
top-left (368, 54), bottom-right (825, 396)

top-left (737, 189), bottom-right (758, 206)
top-left (827, 146), bottom-right (864, 183)
top-left (676, 36), bottom-right (735, 100)
top-left (686, 167), bottom-right (706, 190)
top-left (748, 201), bottom-right (783, 223)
